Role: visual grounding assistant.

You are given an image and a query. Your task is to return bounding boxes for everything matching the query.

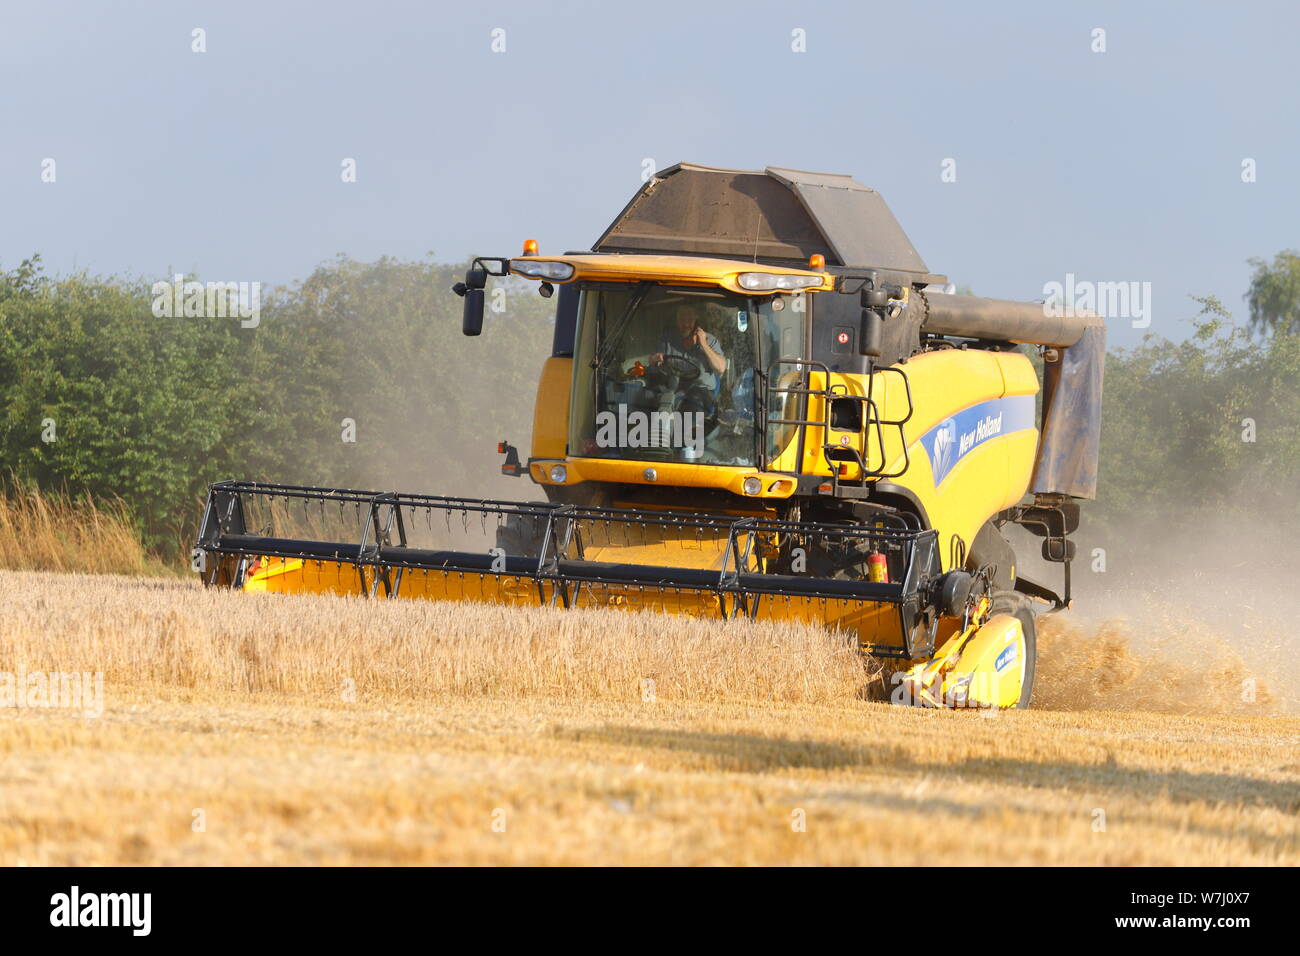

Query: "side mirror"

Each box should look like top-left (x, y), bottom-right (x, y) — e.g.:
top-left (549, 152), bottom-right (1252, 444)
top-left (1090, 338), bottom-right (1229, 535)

top-left (859, 287), bottom-right (887, 358)
top-left (462, 288), bottom-right (485, 336)
top-left (455, 267), bottom-right (488, 336)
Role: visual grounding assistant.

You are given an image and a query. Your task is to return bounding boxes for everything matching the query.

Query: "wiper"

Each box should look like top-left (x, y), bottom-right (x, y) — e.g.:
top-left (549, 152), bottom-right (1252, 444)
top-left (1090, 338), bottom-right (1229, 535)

top-left (591, 282), bottom-right (651, 370)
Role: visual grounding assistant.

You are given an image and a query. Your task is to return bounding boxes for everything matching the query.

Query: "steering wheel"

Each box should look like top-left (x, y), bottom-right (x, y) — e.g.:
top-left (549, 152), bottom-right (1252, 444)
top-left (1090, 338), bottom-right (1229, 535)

top-left (658, 353), bottom-right (701, 383)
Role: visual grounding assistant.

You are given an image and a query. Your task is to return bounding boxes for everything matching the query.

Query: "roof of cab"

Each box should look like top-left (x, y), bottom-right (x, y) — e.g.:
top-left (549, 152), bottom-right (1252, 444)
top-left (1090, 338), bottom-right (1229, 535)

top-left (592, 163), bottom-right (941, 281)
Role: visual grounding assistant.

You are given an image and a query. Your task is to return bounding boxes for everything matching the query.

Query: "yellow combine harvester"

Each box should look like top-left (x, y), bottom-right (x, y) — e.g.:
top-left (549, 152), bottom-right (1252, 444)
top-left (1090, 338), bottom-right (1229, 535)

top-left (194, 164), bottom-right (1104, 709)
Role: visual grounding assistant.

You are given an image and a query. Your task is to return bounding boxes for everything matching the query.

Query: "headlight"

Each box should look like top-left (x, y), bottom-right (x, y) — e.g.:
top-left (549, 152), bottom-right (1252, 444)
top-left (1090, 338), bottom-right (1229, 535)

top-left (511, 260), bottom-right (575, 281)
top-left (737, 272), bottom-right (822, 292)
top-left (742, 476), bottom-right (762, 495)
top-left (549, 464), bottom-right (568, 483)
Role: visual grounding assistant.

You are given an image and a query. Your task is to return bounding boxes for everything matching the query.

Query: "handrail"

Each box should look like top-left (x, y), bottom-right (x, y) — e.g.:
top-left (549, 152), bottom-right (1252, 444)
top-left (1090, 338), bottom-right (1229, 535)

top-left (763, 359), bottom-right (914, 481)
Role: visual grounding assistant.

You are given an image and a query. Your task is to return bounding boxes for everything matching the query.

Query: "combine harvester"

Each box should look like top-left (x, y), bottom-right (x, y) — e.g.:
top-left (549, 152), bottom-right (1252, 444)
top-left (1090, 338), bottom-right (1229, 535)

top-left (194, 164), bottom-right (1103, 709)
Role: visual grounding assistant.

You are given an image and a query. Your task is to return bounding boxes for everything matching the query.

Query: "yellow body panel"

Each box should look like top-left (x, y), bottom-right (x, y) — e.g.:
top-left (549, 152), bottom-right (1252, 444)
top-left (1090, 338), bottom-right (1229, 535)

top-left (897, 594), bottom-right (1028, 709)
top-left (530, 356), bottom-right (571, 460)
top-left (780, 349), bottom-right (1039, 571)
top-left (245, 553), bottom-right (906, 652)
top-left (511, 254), bottom-right (834, 295)
top-left (533, 456), bottom-right (797, 499)
top-left (880, 350), bottom-right (1038, 569)
top-left (998, 350), bottom-right (1041, 396)
top-left (946, 614), bottom-right (1027, 708)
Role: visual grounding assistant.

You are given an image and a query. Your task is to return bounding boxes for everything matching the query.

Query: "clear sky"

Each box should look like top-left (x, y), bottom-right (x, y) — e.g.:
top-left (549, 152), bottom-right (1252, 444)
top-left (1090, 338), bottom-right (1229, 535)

top-left (3, 0), bottom-right (1296, 347)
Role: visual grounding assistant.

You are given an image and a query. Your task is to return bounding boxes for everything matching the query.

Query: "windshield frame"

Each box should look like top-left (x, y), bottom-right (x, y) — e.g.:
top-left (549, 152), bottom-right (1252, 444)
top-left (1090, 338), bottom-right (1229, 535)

top-left (570, 281), bottom-right (768, 468)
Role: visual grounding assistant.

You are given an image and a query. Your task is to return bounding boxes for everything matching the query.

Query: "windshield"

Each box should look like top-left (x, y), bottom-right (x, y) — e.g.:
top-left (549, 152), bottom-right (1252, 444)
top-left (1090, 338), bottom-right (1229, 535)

top-left (570, 284), bottom-right (806, 468)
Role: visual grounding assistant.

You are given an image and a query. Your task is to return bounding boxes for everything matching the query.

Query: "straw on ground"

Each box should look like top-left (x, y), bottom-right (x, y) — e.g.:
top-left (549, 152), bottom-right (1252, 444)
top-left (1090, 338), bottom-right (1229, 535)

top-left (0, 570), bottom-right (1295, 865)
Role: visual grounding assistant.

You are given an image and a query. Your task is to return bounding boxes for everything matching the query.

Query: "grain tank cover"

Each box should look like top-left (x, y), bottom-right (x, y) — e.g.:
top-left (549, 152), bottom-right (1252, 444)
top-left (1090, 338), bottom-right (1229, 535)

top-left (594, 163), bottom-right (933, 276)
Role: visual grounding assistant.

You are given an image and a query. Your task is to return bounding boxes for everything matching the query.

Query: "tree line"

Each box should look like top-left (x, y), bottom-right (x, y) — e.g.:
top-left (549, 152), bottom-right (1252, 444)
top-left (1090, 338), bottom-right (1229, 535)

top-left (2, 251), bottom-right (1298, 560)
top-left (0, 255), bottom-right (552, 556)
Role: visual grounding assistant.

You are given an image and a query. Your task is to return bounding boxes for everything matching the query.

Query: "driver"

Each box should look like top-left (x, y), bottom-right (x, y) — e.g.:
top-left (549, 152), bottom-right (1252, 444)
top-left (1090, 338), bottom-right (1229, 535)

top-left (651, 306), bottom-right (728, 392)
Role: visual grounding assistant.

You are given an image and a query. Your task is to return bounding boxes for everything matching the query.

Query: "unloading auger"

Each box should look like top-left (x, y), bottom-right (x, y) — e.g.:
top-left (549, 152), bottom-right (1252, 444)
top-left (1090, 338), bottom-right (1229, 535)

top-left (195, 164), bottom-right (1104, 709)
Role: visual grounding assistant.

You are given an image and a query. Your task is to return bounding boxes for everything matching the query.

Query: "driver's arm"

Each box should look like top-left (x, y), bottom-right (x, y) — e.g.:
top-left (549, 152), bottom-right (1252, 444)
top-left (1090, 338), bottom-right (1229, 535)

top-left (696, 331), bottom-right (727, 375)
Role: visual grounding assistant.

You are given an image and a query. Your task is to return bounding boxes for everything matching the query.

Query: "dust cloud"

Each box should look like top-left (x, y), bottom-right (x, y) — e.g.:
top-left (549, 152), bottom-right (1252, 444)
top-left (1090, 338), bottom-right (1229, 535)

top-left (1022, 504), bottom-right (1297, 715)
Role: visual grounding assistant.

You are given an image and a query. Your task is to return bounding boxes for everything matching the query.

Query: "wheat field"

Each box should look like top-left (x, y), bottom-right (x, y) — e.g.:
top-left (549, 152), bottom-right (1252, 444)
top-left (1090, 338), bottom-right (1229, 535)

top-left (0, 484), bottom-right (162, 576)
top-left (0, 569), bottom-right (1296, 866)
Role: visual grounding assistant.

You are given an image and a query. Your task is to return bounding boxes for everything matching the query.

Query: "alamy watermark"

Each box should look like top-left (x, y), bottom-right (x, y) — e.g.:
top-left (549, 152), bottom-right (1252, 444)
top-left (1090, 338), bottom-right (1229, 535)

top-left (1042, 273), bottom-right (1152, 329)
top-left (151, 275), bottom-right (261, 328)
top-left (1, 670), bottom-right (103, 718)
top-left (50, 886), bottom-right (150, 936)
top-left (595, 404), bottom-right (705, 457)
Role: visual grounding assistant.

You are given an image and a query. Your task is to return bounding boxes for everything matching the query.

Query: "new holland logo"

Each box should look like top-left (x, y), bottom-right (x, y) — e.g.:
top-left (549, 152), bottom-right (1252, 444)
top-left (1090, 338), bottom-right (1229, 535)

top-left (920, 396), bottom-right (1036, 487)
top-left (960, 412), bottom-right (1004, 456)
top-left (995, 642), bottom-right (1018, 673)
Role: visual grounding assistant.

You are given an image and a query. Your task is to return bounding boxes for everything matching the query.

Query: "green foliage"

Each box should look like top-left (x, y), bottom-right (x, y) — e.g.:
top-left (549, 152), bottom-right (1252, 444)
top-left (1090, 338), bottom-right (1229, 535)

top-left (0, 259), bottom-right (253, 548)
top-left (1094, 294), bottom-right (1300, 529)
top-left (4, 252), bottom-right (1298, 560)
top-left (1246, 250), bottom-right (1300, 336)
top-left (0, 256), bottom-right (554, 556)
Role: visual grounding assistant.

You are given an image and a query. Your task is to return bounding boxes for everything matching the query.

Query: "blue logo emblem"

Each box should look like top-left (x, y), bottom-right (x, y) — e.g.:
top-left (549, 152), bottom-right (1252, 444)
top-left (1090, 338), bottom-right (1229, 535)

top-left (919, 396), bottom-right (1036, 486)
top-left (930, 418), bottom-right (958, 482)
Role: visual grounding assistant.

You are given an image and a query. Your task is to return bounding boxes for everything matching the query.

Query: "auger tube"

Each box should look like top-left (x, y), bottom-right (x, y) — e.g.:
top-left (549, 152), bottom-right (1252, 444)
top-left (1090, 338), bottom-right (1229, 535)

top-left (919, 291), bottom-right (1097, 347)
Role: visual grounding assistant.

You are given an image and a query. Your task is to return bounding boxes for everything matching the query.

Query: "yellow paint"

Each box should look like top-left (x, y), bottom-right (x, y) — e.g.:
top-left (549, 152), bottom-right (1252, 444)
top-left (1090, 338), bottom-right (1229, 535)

top-left (510, 253), bottom-right (834, 295)
top-left (875, 350), bottom-right (1039, 570)
top-left (532, 456), bottom-right (798, 499)
top-left (244, 553), bottom-right (907, 646)
top-left (530, 357), bottom-right (571, 460)
top-left (897, 597), bottom-right (1027, 709)
top-left (945, 614), bottom-right (1027, 708)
